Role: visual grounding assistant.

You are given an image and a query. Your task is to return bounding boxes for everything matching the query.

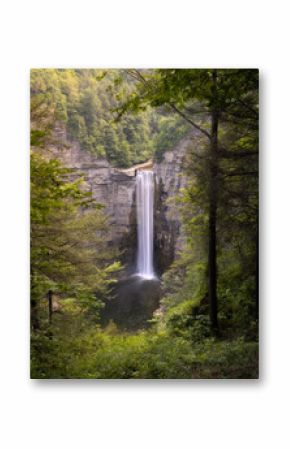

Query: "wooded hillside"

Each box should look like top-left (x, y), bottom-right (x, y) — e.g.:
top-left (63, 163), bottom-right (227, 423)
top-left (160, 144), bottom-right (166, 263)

top-left (30, 69), bottom-right (259, 379)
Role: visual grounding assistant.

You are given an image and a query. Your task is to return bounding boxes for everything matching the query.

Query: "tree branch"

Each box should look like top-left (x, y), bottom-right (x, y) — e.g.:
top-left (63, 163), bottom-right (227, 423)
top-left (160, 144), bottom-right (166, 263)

top-left (169, 103), bottom-right (211, 140)
top-left (219, 149), bottom-right (258, 158)
top-left (222, 171), bottom-right (258, 178)
top-left (236, 98), bottom-right (259, 118)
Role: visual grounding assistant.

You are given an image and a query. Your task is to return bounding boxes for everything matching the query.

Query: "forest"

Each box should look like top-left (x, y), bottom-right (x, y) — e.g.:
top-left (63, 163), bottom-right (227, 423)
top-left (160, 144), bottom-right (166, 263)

top-left (30, 68), bottom-right (259, 379)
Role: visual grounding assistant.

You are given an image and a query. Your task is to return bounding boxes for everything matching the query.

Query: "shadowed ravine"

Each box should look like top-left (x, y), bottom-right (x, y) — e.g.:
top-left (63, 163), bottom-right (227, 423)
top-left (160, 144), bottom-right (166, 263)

top-left (101, 276), bottom-right (160, 331)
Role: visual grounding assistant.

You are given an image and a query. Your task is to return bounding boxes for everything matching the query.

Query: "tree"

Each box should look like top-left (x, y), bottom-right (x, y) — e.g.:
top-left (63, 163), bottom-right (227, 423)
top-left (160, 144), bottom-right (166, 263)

top-left (31, 152), bottom-right (120, 327)
top-left (30, 92), bottom-right (121, 330)
top-left (117, 68), bottom-right (258, 332)
top-left (31, 69), bottom-right (185, 167)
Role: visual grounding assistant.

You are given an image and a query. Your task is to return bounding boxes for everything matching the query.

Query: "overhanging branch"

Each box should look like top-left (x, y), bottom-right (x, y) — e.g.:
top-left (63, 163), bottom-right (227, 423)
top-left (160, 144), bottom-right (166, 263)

top-left (169, 103), bottom-right (211, 140)
top-left (219, 149), bottom-right (258, 158)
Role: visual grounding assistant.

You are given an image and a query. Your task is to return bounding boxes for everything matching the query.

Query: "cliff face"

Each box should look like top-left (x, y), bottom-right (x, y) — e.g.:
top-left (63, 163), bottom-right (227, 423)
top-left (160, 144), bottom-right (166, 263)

top-left (49, 124), bottom-right (137, 247)
top-left (154, 135), bottom-right (191, 272)
top-left (49, 123), bottom-right (195, 273)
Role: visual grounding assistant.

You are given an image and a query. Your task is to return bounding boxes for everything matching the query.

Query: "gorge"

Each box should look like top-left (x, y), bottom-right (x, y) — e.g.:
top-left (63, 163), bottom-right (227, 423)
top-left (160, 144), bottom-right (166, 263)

top-left (49, 122), bottom-right (196, 276)
top-left (30, 69), bottom-right (259, 379)
top-left (44, 123), bottom-right (197, 329)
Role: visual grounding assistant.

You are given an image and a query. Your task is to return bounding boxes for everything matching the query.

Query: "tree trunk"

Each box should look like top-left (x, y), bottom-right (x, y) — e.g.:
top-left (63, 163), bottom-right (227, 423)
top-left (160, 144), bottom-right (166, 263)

top-left (31, 269), bottom-right (40, 330)
top-left (48, 289), bottom-right (53, 325)
top-left (255, 215), bottom-right (259, 320)
top-left (31, 299), bottom-right (40, 330)
top-left (208, 69), bottom-right (219, 332)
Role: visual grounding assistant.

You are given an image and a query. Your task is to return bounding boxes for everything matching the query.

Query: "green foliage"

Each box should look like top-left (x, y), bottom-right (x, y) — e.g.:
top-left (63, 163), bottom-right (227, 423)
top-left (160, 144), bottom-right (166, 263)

top-left (154, 115), bottom-right (190, 161)
top-left (31, 152), bottom-right (120, 306)
top-left (165, 301), bottom-right (211, 342)
top-left (31, 69), bottom-right (259, 379)
top-left (30, 69), bottom-right (186, 167)
top-left (31, 325), bottom-right (258, 379)
top-left (30, 90), bottom-right (122, 328)
top-left (190, 337), bottom-right (258, 379)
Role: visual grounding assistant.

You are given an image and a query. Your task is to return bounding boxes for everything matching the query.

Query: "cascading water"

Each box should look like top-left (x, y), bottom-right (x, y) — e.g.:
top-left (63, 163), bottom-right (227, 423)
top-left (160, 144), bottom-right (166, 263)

top-left (102, 169), bottom-right (160, 329)
top-left (136, 170), bottom-right (155, 279)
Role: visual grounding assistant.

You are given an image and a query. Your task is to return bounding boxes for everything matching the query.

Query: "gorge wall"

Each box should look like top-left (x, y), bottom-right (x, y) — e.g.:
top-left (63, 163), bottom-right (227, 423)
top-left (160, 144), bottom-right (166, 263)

top-left (153, 136), bottom-right (190, 273)
top-left (49, 123), bottom-right (197, 274)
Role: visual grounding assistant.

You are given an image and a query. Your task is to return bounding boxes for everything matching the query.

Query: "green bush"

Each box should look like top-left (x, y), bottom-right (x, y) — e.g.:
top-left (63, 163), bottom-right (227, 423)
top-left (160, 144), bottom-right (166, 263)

top-left (31, 326), bottom-right (258, 379)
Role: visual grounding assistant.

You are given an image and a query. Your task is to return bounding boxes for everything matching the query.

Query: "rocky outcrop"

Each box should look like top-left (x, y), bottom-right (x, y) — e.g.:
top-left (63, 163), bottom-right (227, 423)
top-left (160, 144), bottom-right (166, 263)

top-left (154, 134), bottom-right (191, 272)
top-left (49, 124), bottom-right (137, 247)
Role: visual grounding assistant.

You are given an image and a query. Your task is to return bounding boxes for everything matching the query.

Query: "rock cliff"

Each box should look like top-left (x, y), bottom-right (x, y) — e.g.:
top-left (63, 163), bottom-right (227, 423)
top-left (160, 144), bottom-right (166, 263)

top-left (48, 123), bottom-right (197, 273)
top-left (48, 123), bottom-right (136, 246)
top-left (154, 135), bottom-right (190, 272)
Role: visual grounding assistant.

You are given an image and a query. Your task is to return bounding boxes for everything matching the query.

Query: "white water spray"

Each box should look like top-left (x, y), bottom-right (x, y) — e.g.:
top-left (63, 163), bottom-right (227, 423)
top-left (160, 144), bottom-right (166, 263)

top-left (136, 170), bottom-right (155, 279)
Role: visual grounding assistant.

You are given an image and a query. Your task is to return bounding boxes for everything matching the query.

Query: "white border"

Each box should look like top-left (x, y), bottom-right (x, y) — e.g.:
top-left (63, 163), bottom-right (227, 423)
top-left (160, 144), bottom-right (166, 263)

top-left (0, 1), bottom-right (289, 448)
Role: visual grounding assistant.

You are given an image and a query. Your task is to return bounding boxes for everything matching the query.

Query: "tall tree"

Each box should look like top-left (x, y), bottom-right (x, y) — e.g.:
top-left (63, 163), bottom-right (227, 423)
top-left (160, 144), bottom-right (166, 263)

top-left (208, 69), bottom-right (219, 330)
top-left (30, 96), bottom-right (121, 329)
top-left (117, 68), bottom-right (258, 331)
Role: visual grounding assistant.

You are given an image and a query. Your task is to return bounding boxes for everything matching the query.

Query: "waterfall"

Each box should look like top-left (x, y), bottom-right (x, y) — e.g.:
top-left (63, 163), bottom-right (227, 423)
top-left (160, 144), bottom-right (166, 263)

top-left (136, 170), bottom-right (155, 279)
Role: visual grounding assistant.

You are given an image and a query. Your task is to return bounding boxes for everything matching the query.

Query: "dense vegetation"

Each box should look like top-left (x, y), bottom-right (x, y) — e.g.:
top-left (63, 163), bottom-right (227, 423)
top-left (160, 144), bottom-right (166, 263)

top-left (31, 69), bottom-right (189, 167)
top-left (31, 69), bottom-right (258, 379)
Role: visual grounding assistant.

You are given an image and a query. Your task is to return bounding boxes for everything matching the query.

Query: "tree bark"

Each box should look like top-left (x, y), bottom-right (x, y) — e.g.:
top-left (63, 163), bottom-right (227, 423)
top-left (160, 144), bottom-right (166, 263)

top-left (208, 70), bottom-right (219, 332)
top-left (48, 289), bottom-right (53, 325)
top-left (31, 269), bottom-right (40, 330)
top-left (31, 298), bottom-right (40, 330)
top-left (255, 215), bottom-right (259, 320)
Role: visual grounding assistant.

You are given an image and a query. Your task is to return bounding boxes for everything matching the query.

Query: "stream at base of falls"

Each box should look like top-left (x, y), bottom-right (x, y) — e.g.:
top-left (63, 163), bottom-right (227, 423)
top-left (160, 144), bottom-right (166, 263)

top-left (101, 276), bottom-right (160, 331)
